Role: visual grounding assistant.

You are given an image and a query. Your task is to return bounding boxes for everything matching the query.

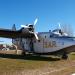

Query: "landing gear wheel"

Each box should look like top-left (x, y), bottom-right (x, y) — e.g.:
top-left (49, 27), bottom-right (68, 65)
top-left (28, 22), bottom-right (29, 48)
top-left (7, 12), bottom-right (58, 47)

top-left (22, 51), bottom-right (26, 55)
top-left (62, 52), bottom-right (68, 60)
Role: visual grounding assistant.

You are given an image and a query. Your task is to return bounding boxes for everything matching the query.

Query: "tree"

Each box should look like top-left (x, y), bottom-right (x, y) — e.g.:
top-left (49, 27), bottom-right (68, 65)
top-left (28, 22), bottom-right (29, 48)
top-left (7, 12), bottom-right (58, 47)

top-left (61, 24), bottom-right (73, 36)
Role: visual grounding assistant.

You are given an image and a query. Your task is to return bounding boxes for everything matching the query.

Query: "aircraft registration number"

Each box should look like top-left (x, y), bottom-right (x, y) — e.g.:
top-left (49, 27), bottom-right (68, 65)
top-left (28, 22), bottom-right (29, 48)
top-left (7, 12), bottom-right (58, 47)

top-left (43, 41), bottom-right (56, 48)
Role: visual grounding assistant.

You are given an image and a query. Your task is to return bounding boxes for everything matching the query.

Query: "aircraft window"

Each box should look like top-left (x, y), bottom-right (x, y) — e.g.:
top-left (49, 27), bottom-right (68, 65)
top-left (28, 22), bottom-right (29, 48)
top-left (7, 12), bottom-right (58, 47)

top-left (52, 41), bottom-right (56, 47)
top-left (50, 35), bottom-right (53, 37)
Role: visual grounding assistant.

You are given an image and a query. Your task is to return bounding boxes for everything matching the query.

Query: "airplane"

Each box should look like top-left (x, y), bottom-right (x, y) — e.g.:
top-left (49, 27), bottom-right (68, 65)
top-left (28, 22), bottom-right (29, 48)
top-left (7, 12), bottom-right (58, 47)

top-left (0, 18), bottom-right (75, 59)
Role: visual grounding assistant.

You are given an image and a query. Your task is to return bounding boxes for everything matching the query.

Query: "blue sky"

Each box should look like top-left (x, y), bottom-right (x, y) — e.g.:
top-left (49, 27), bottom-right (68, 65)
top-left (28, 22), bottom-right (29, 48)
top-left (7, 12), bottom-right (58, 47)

top-left (0, 0), bottom-right (75, 44)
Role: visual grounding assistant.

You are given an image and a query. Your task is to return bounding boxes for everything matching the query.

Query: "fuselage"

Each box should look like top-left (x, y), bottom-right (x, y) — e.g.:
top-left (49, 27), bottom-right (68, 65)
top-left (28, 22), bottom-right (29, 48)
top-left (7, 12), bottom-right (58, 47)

top-left (21, 29), bottom-right (75, 53)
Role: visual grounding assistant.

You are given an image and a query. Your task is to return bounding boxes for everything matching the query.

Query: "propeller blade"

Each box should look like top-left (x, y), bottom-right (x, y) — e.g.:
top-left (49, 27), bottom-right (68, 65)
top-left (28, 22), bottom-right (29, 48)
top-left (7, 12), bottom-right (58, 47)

top-left (21, 25), bottom-right (29, 28)
top-left (58, 22), bottom-right (61, 29)
top-left (29, 31), bottom-right (39, 40)
top-left (34, 32), bottom-right (39, 40)
top-left (34, 18), bottom-right (38, 25)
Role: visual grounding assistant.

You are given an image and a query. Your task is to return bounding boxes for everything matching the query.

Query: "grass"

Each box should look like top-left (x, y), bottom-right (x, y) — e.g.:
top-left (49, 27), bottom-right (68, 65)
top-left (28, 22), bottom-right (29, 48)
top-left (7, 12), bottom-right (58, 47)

top-left (0, 54), bottom-right (59, 75)
top-left (48, 63), bottom-right (75, 75)
top-left (48, 52), bottom-right (75, 75)
top-left (0, 52), bottom-right (74, 75)
top-left (48, 67), bottom-right (75, 75)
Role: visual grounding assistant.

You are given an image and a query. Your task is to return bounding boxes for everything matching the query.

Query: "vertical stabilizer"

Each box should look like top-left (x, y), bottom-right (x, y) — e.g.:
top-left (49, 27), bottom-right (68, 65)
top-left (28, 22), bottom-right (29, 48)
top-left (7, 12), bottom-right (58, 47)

top-left (12, 24), bottom-right (17, 44)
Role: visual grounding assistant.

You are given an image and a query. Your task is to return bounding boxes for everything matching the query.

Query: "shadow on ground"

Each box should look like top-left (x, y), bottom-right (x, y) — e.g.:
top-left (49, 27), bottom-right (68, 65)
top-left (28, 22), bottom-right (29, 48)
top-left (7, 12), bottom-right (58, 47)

top-left (0, 53), bottom-right (60, 61)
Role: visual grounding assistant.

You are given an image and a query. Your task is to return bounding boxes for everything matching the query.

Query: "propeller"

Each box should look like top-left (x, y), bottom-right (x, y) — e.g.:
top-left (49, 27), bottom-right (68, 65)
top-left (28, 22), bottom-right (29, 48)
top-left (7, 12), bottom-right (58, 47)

top-left (21, 18), bottom-right (39, 40)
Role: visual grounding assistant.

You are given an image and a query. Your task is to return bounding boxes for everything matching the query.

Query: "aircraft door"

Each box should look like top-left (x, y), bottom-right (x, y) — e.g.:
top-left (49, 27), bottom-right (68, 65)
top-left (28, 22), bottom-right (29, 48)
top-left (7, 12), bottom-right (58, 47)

top-left (30, 39), bottom-right (34, 52)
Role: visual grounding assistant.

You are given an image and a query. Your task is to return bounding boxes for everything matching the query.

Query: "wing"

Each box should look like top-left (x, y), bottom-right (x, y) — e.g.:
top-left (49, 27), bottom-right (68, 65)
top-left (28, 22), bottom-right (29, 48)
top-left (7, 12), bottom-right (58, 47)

top-left (0, 28), bottom-right (34, 38)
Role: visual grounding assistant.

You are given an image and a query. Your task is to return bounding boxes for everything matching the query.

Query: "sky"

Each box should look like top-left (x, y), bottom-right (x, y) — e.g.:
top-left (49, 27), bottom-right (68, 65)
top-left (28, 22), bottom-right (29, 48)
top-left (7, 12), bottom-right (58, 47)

top-left (0, 0), bottom-right (75, 44)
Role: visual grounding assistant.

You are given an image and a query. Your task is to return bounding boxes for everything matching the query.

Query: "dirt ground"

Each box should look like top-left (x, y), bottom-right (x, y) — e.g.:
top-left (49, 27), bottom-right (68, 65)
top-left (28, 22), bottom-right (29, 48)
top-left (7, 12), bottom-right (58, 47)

top-left (0, 50), bottom-right (75, 75)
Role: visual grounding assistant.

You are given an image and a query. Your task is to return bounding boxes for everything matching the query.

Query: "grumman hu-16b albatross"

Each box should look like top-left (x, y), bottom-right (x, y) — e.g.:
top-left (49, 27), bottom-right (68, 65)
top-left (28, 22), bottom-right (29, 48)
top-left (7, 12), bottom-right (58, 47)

top-left (0, 18), bottom-right (75, 59)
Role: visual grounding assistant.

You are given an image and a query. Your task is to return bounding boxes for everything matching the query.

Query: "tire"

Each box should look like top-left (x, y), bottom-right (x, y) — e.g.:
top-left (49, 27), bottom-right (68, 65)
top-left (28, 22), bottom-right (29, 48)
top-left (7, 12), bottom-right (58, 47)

top-left (61, 51), bottom-right (68, 60)
top-left (22, 51), bottom-right (26, 55)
